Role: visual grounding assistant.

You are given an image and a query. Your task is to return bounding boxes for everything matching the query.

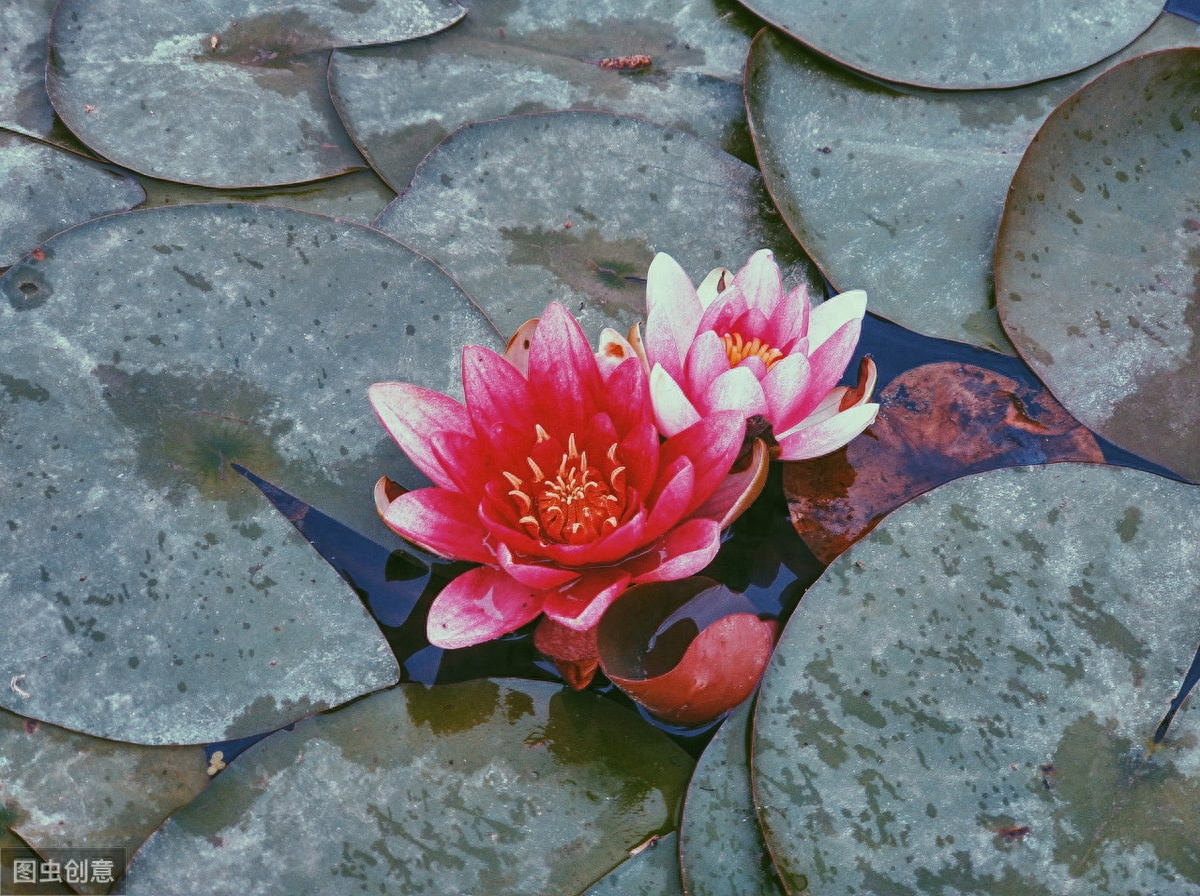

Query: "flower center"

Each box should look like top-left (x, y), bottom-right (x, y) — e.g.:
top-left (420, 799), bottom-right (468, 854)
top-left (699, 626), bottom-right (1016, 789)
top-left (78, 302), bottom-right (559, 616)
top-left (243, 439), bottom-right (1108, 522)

top-left (721, 332), bottom-right (784, 369)
top-left (504, 431), bottom-right (626, 546)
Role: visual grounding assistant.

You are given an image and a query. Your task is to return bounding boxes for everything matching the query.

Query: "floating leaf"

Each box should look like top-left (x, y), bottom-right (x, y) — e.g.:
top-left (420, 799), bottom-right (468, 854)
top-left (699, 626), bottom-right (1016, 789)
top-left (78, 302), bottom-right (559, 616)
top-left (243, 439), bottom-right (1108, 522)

top-left (0, 203), bottom-right (505, 743)
top-left (122, 680), bottom-right (694, 896)
top-left (745, 16), bottom-right (1200, 353)
top-left (0, 708), bottom-right (209, 891)
top-left (737, 0), bottom-right (1161, 88)
top-left (136, 168), bottom-right (396, 225)
top-left (0, 130), bottom-right (144, 267)
top-left (583, 832), bottom-right (683, 896)
top-left (598, 578), bottom-right (777, 727)
top-left (996, 48), bottom-right (1200, 482)
top-left (374, 110), bottom-right (820, 339)
top-left (329, 0), bottom-right (763, 189)
top-left (0, 828), bottom-right (75, 895)
top-left (755, 464), bottom-right (1200, 894)
top-left (679, 697), bottom-right (786, 896)
top-left (46, 0), bottom-right (465, 187)
top-left (783, 362), bottom-right (1105, 563)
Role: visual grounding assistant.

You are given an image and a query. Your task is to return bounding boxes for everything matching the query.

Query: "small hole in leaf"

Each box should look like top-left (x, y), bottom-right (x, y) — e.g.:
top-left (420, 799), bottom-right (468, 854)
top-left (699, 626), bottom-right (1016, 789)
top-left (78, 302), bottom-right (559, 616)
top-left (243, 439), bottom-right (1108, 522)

top-left (19, 282), bottom-right (39, 296)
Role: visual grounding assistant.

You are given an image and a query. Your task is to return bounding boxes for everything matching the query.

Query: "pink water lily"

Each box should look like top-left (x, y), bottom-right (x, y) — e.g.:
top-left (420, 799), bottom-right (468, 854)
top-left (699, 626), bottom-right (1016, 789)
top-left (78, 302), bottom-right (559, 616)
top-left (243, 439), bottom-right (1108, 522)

top-left (369, 302), bottom-right (766, 657)
top-left (643, 249), bottom-right (879, 460)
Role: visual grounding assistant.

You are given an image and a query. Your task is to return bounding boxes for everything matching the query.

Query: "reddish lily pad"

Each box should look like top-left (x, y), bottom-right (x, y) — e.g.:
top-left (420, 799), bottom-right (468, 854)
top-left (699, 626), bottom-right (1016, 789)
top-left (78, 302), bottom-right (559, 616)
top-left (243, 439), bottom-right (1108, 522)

top-left (737, 0), bottom-right (1160, 89)
top-left (679, 697), bottom-right (787, 896)
top-left (0, 130), bottom-right (145, 267)
top-left (755, 464), bottom-right (1200, 894)
top-left (0, 203), bottom-right (505, 743)
top-left (996, 48), bottom-right (1200, 483)
top-left (783, 362), bottom-right (1105, 563)
top-left (46, 0), bottom-right (465, 187)
top-left (373, 110), bottom-right (821, 339)
top-left (598, 578), bottom-right (778, 727)
top-left (122, 680), bottom-right (694, 896)
top-left (328, 0), bottom-right (763, 190)
top-left (745, 16), bottom-right (1200, 353)
top-left (0, 708), bottom-right (209, 892)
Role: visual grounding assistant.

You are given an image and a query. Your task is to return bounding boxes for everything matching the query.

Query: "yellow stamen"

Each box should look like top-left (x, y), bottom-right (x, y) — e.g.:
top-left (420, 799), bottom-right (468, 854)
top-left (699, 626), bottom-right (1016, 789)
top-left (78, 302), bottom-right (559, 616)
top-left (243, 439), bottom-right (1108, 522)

top-left (721, 332), bottom-right (785, 369)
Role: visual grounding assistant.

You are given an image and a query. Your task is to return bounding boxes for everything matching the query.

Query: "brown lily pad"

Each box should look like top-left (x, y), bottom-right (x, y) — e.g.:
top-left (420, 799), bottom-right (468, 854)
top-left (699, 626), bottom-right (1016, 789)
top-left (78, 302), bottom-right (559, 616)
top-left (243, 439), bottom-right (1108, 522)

top-left (783, 362), bottom-right (1105, 563)
top-left (598, 578), bottom-right (778, 727)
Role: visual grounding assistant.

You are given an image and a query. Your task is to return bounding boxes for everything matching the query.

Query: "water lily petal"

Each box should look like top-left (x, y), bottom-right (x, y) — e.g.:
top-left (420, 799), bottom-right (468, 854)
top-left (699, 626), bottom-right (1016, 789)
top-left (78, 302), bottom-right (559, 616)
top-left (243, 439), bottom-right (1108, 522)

top-left (729, 248), bottom-right (782, 315)
top-left (650, 364), bottom-right (702, 437)
top-left (527, 302), bottom-right (603, 434)
top-left (690, 438), bottom-right (770, 529)
top-left (369, 382), bottom-right (472, 490)
top-left (775, 402), bottom-right (881, 461)
top-left (761, 352), bottom-right (812, 425)
top-left (685, 330), bottom-right (732, 397)
top-left (426, 566), bottom-right (545, 649)
top-left (601, 356), bottom-right (652, 436)
top-left (659, 410), bottom-right (745, 513)
top-left (695, 288), bottom-right (747, 338)
top-left (381, 488), bottom-right (494, 565)
top-left (644, 456), bottom-right (696, 541)
top-left (495, 543), bottom-right (581, 590)
top-left (645, 252), bottom-right (703, 380)
top-left (543, 567), bottom-right (631, 631)
top-left (595, 328), bottom-right (644, 378)
top-left (701, 366), bottom-right (769, 419)
top-left (807, 289), bottom-right (867, 351)
top-left (503, 317), bottom-right (539, 376)
top-left (629, 517), bottom-right (724, 583)
top-left (696, 265), bottom-right (732, 308)
top-left (463, 343), bottom-right (536, 441)
top-left (766, 282), bottom-right (812, 350)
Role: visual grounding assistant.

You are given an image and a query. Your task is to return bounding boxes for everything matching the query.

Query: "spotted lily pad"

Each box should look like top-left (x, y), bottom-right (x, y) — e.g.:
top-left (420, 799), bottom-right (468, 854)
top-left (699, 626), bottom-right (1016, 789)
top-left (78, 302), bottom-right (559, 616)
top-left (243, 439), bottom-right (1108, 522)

top-left (123, 679), bottom-right (694, 895)
top-left (0, 708), bottom-right (209, 892)
top-left (737, 0), bottom-right (1161, 89)
top-left (754, 464), bottom-right (1200, 894)
top-left (0, 130), bottom-right (144, 267)
top-left (679, 697), bottom-right (786, 896)
top-left (783, 362), bottom-right (1105, 564)
top-left (329, 0), bottom-right (763, 190)
top-left (583, 832), bottom-right (683, 896)
top-left (745, 16), bottom-right (1200, 353)
top-left (0, 203), bottom-right (504, 743)
top-left (996, 48), bottom-right (1200, 483)
top-left (46, 0), bottom-right (465, 187)
top-left (373, 110), bottom-right (820, 339)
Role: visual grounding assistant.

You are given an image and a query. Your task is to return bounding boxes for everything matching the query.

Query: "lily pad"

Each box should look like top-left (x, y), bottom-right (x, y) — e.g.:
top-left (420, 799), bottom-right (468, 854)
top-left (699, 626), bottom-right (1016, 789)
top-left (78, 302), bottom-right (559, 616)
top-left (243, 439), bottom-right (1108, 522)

top-left (995, 48), bottom-right (1200, 483)
top-left (0, 130), bottom-right (144, 267)
top-left (329, 0), bottom-right (763, 190)
top-left (136, 168), bottom-right (396, 225)
top-left (46, 0), bottom-right (465, 187)
top-left (0, 708), bottom-right (209, 892)
top-left (373, 110), bottom-right (820, 339)
top-left (737, 0), bottom-right (1161, 89)
top-left (122, 679), bottom-right (694, 896)
top-left (0, 828), bottom-right (75, 895)
top-left (745, 15), bottom-right (1200, 353)
top-left (0, 203), bottom-right (505, 743)
top-left (783, 361), bottom-right (1105, 564)
top-left (584, 832), bottom-right (683, 896)
top-left (679, 697), bottom-right (786, 896)
top-left (754, 464), bottom-right (1200, 894)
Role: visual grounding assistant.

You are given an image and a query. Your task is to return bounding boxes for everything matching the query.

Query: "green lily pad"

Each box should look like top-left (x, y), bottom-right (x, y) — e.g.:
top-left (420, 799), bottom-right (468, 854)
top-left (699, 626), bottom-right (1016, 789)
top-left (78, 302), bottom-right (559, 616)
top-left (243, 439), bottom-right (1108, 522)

top-left (0, 829), bottom-right (75, 895)
top-left (745, 15), bottom-right (1200, 353)
top-left (0, 203), bottom-right (504, 744)
top-left (0, 130), bottom-right (145, 267)
top-left (0, 0), bottom-right (89, 153)
top-left (995, 48), bottom-right (1200, 483)
top-left (584, 832), bottom-right (683, 896)
top-left (329, 0), bottom-right (763, 190)
top-left (135, 168), bottom-right (396, 225)
top-left (0, 708), bottom-right (209, 892)
top-left (122, 679), bottom-right (694, 895)
top-left (754, 464), bottom-right (1200, 894)
top-left (46, 0), bottom-right (465, 187)
top-left (373, 110), bottom-right (820, 339)
top-left (737, 0), bottom-right (1161, 89)
top-left (679, 697), bottom-right (786, 896)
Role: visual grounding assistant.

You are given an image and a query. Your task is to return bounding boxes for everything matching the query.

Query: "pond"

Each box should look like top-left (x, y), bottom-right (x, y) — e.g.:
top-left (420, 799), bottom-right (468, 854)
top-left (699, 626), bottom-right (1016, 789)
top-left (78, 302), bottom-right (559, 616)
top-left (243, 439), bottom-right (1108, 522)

top-left (0, 1), bottom-right (1198, 894)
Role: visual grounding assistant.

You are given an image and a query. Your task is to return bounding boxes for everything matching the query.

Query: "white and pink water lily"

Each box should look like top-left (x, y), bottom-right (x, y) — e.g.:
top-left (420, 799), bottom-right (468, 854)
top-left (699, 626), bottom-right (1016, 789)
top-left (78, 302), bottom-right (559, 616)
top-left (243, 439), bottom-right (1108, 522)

top-left (638, 249), bottom-right (879, 460)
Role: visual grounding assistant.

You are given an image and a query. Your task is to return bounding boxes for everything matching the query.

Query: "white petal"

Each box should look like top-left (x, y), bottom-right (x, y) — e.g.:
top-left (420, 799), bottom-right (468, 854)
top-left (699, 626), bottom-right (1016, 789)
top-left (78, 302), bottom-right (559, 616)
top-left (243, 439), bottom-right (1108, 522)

top-left (808, 289), bottom-right (867, 350)
top-left (650, 363), bottom-right (702, 436)
top-left (775, 402), bottom-right (879, 460)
